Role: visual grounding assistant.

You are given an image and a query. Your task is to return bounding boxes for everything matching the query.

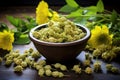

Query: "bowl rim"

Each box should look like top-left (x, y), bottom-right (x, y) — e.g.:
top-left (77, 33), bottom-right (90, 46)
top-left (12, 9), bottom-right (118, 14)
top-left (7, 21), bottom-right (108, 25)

top-left (29, 23), bottom-right (91, 46)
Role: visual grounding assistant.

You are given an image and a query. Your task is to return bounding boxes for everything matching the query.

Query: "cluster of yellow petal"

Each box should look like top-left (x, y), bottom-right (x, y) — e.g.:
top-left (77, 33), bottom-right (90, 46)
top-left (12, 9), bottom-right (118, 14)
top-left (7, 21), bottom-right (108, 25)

top-left (36, 0), bottom-right (59, 25)
top-left (51, 11), bottom-right (60, 21)
top-left (36, 0), bottom-right (49, 24)
top-left (0, 30), bottom-right (14, 51)
top-left (88, 25), bottom-right (113, 49)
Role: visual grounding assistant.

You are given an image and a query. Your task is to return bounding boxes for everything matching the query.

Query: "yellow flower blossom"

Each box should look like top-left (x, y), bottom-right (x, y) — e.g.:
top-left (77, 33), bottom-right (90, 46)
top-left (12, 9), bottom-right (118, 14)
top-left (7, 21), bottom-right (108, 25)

top-left (51, 11), bottom-right (60, 21)
top-left (36, 0), bottom-right (49, 24)
top-left (88, 25), bottom-right (113, 49)
top-left (0, 30), bottom-right (14, 51)
top-left (36, 0), bottom-right (59, 25)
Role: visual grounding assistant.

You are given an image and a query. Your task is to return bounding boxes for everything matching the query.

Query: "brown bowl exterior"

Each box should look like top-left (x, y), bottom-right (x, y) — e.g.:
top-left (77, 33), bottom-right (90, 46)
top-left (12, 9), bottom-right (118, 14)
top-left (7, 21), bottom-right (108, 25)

top-left (29, 24), bottom-right (91, 63)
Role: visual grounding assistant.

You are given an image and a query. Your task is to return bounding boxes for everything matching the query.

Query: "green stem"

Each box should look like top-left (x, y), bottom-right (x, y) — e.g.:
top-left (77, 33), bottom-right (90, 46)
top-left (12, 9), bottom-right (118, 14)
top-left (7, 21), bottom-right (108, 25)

top-left (96, 18), bottom-right (106, 23)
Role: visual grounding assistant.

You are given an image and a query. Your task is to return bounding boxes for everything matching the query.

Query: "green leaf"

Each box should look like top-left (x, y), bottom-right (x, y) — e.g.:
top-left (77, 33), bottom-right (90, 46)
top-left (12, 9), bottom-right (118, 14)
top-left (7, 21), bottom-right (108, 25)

top-left (59, 4), bottom-right (79, 13)
top-left (66, 0), bottom-right (79, 8)
top-left (67, 9), bottom-right (83, 18)
top-left (96, 0), bottom-right (104, 12)
top-left (7, 16), bottom-right (30, 33)
top-left (14, 34), bottom-right (31, 44)
top-left (111, 10), bottom-right (117, 24)
top-left (25, 16), bottom-right (37, 30)
top-left (85, 6), bottom-right (97, 14)
top-left (0, 23), bottom-right (8, 31)
top-left (84, 6), bottom-right (97, 16)
top-left (14, 30), bottom-right (22, 39)
top-left (6, 16), bottom-right (20, 27)
top-left (73, 16), bottom-right (89, 25)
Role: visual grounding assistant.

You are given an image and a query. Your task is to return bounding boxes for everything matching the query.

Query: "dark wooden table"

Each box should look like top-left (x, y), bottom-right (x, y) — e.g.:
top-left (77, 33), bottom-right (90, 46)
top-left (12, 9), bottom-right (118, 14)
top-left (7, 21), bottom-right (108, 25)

top-left (0, 42), bottom-right (120, 80)
top-left (0, 6), bottom-right (120, 80)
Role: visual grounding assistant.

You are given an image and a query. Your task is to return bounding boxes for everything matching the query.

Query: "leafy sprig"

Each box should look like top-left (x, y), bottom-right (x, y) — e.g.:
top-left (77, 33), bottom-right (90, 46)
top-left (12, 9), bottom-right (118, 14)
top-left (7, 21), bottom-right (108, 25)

top-left (59, 0), bottom-right (120, 46)
top-left (7, 16), bottom-right (37, 44)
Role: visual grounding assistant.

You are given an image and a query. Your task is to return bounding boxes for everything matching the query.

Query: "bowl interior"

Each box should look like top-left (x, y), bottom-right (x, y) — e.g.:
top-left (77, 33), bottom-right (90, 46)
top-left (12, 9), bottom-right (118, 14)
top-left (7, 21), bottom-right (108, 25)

top-left (29, 24), bottom-right (91, 46)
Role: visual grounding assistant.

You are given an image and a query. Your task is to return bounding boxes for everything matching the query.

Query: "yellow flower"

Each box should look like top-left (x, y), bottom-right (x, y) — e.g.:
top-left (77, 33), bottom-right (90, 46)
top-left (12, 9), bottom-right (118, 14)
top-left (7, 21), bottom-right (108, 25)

top-left (36, 0), bottom-right (49, 24)
top-left (51, 11), bottom-right (60, 21)
top-left (88, 25), bottom-right (113, 49)
top-left (36, 0), bottom-right (59, 25)
top-left (0, 30), bottom-right (14, 51)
